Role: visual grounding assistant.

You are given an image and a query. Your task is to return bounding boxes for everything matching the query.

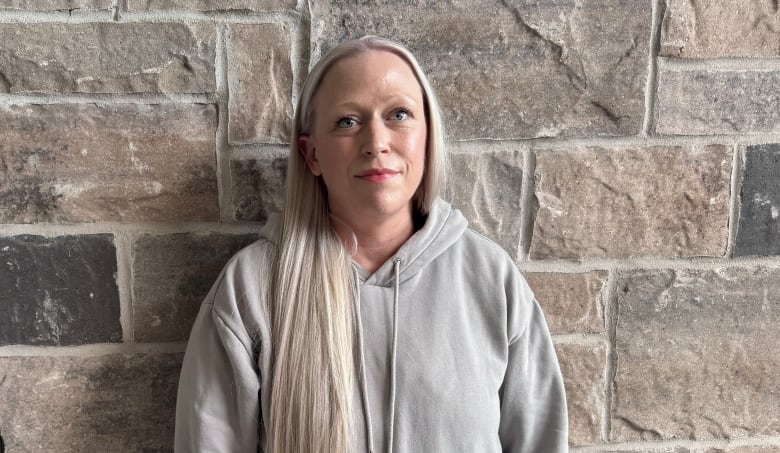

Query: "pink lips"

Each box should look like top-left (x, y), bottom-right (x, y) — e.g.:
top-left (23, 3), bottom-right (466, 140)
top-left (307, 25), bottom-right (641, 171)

top-left (356, 168), bottom-right (399, 182)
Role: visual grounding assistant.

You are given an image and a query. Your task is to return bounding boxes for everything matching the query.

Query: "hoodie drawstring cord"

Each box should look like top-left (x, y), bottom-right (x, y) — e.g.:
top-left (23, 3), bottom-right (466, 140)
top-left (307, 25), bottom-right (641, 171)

top-left (387, 258), bottom-right (401, 453)
top-left (354, 278), bottom-right (375, 453)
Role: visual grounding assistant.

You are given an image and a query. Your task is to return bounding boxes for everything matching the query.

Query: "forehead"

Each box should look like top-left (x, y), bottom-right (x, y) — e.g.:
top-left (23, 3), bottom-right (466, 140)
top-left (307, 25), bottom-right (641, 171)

top-left (315, 49), bottom-right (424, 104)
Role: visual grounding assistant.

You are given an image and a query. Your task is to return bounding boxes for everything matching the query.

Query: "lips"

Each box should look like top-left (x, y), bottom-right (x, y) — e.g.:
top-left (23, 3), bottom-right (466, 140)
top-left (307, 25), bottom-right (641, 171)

top-left (356, 168), bottom-right (400, 182)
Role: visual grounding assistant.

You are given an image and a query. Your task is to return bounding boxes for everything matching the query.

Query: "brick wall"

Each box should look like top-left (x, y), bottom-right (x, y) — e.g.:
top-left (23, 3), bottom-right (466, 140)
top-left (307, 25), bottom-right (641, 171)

top-left (0, 0), bottom-right (778, 451)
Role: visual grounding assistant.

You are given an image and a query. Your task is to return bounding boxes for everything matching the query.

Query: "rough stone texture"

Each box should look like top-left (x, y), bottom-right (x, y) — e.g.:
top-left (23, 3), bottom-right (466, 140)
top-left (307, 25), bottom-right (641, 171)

top-left (656, 69), bottom-right (780, 135)
top-left (0, 0), bottom-right (110, 10)
top-left (734, 144), bottom-right (780, 257)
top-left (0, 353), bottom-right (182, 452)
top-left (230, 155), bottom-right (287, 222)
top-left (311, 0), bottom-right (650, 140)
top-left (0, 234), bottom-right (121, 346)
top-left (132, 232), bottom-right (259, 342)
top-left (228, 23), bottom-right (293, 144)
top-left (0, 23), bottom-right (215, 94)
top-left (128, 0), bottom-right (295, 10)
top-left (530, 145), bottom-right (731, 259)
top-left (706, 449), bottom-right (780, 453)
top-left (613, 268), bottom-right (780, 441)
top-left (0, 103), bottom-right (219, 223)
top-left (660, 0), bottom-right (780, 58)
top-left (447, 150), bottom-right (523, 259)
top-left (525, 271), bottom-right (606, 334)
top-left (555, 342), bottom-right (606, 446)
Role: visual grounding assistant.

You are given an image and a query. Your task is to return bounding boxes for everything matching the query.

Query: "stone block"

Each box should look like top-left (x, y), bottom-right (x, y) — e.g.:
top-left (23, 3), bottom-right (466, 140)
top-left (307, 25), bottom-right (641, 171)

top-left (0, 353), bottom-right (182, 452)
top-left (128, 0), bottom-right (295, 10)
top-left (660, 0), bottom-right (780, 58)
top-left (525, 272), bottom-right (606, 334)
top-left (311, 0), bottom-right (650, 140)
top-left (0, 103), bottom-right (218, 223)
top-left (228, 23), bottom-right (293, 144)
top-left (447, 150), bottom-right (523, 259)
top-left (613, 268), bottom-right (780, 441)
top-left (230, 155), bottom-right (287, 222)
top-left (0, 23), bottom-right (215, 93)
top-left (132, 232), bottom-right (258, 342)
top-left (0, 0), bottom-right (110, 10)
top-left (530, 145), bottom-right (731, 259)
top-left (555, 342), bottom-right (606, 446)
top-left (734, 144), bottom-right (780, 256)
top-left (0, 234), bottom-right (121, 346)
top-left (656, 68), bottom-right (780, 135)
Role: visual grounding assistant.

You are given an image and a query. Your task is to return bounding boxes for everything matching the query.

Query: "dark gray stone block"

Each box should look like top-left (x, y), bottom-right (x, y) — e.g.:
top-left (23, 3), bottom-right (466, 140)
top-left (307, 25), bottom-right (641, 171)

top-left (735, 144), bottom-right (780, 256)
top-left (0, 234), bottom-right (121, 346)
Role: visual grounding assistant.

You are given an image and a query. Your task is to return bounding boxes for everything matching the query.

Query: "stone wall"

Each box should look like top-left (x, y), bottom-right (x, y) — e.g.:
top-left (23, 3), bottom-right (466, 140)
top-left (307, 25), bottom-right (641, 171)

top-left (0, 0), bottom-right (779, 451)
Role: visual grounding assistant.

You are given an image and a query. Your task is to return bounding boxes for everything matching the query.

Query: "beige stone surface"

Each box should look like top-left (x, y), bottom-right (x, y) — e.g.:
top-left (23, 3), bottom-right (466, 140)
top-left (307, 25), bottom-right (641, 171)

top-left (128, 0), bottom-right (295, 10)
top-left (656, 69), bottom-right (780, 135)
top-left (0, 103), bottom-right (219, 223)
top-left (0, 23), bottom-right (215, 93)
top-left (0, 0), bottom-right (109, 10)
top-left (228, 23), bottom-right (293, 144)
top-left (613, 268), bottom-right (780, 441)
top-left (230, 155), bottom-right (287, 221)
top-left (530, 145), bottom-right (731, 259)
top-left (0, 353), bottom-right (182, 452)
top-left (132, 232), bottom-right (258, 342)
top-left (311, 0), bottom-right (650, 140)
top-left (447, 150), bottom-right (523, 259)
top-left (525, 271), bottom-right (606, 334)
top-left (555, 342), bottom-right (607, 446)
top-left (661, 0), bottom-right (780, 58)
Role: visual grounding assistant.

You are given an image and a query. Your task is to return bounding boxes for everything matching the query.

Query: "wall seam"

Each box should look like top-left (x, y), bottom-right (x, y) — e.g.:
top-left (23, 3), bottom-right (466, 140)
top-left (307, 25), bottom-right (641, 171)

top-left (641, 0), bottom-right (664, 136)
top-left (216, 23), bottom-right (232, 222)
top-left (115, 232), bottom-right (135, 344)
top-left (518, 146), bottom-right (536, 263)
top-left (726, 143), bottom-right (744, 257)
top-left (601, 269), bottom-right (619, 443)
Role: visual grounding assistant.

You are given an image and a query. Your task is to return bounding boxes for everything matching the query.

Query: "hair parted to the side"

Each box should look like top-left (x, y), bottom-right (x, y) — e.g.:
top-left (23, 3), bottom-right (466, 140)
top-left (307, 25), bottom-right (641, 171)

top-left (269, 36), bottom-right (448, 453)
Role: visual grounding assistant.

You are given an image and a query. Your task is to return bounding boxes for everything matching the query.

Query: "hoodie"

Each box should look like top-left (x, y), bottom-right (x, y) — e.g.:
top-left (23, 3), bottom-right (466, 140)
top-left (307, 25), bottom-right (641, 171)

top-left (175, 198), bottom-right (568, 452)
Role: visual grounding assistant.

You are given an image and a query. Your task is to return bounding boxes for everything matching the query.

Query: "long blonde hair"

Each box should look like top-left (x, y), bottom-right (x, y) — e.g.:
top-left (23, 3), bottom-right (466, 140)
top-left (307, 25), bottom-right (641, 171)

top-left (269, 36), bottom-right (447, 453)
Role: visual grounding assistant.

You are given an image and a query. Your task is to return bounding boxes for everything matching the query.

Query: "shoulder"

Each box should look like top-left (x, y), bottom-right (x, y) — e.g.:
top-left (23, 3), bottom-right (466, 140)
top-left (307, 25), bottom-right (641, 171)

top-left (449, 227), bottom-right (518, 276)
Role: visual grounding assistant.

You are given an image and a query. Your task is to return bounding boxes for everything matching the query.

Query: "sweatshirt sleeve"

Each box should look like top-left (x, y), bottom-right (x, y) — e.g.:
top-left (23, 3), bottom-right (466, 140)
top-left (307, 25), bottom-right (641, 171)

top-left (174, 271), bottom-right (262, 453)
top-left (498, 277), bottom-right (569, 452)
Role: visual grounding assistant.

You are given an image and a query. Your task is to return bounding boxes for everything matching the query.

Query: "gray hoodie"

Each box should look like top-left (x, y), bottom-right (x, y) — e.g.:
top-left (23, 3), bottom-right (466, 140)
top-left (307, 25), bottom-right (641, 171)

top-left (175, 198), bottom-right (568, 452)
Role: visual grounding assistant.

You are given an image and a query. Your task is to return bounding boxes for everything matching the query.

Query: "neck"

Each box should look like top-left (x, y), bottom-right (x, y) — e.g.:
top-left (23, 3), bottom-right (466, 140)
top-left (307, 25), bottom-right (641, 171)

top-left (330, 207), bottom-right (415, 274)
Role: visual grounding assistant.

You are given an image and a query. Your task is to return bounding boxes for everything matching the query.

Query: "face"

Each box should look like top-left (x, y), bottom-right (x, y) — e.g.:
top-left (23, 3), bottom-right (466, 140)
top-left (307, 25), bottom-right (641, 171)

top-left (298, 50), bottom-right (427, 224)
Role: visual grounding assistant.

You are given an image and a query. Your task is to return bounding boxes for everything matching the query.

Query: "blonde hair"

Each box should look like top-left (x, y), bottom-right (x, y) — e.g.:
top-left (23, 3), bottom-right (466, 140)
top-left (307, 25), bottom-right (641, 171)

top-left (269, 36), bottom-right (447, 453)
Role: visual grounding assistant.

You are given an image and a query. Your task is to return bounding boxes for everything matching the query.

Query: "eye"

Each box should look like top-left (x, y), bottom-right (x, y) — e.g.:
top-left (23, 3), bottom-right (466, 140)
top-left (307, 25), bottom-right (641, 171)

top-left (336, 117), bottom-right (357, 128)
top-left (391, 109), bottom-right (410, 121)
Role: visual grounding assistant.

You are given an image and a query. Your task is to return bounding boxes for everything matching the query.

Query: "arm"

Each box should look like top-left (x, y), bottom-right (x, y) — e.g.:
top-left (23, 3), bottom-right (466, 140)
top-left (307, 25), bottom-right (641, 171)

top-left (174, 275), bottom-right (262, 453)
top-left (499, 286), bottom-right (568, 452)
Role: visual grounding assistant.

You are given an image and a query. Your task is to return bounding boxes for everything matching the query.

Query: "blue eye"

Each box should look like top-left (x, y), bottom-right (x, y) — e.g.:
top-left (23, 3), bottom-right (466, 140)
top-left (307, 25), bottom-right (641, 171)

top-left (392, 109), bottom-right (410, 120)
top-left (337, 117), bottom-right (357, 128)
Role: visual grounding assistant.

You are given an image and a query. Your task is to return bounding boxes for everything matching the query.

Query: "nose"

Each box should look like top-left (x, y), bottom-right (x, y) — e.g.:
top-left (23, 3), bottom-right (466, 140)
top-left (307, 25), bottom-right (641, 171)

top-left (361, 118), bottom-right (390, 156)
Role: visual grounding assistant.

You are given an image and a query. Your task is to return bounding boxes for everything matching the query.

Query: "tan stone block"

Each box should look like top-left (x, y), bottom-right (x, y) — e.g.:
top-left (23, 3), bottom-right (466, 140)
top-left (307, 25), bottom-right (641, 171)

top-left (311, 0), bottom-right (650, 140)
top-left (530, 145), bottom-right (731, 259)
top-left (555, 342), bottom-right (606, 446)
top-left (656, 69), bottom-right (780, 135)
top-left (0, 0), bottom-right (109, 10)
top-left (660, 0), bottom-right (780, 58)
top-left (132, 232), bottom-right (258, 342)
top-left (228, 23), bottom-right (293, 144)
top-left (525, 272), bottom-right (606, 334)
top-left (230, 156), bottom-right (287, 222)
top-left (128, 0), bottom-right (295, 10)
top-left (613, 268), bottom-right (780, 441)
top-left (0, 103), bottom-right (219, 223)
top-left (0, 23), bottom-right (215, 93)
top-left (447, 150), bottom-right (523, 259)
top-left (0, 353), bottom-right (182, 452)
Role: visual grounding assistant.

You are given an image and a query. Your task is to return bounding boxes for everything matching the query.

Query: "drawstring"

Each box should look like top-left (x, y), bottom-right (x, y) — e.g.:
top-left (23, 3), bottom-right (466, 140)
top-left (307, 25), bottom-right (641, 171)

top-left (354, 276), bottom-right (375, 453)
top-left (354, 258), bottom-right (403, 453)
top-left (387, 258), bottom-right (401, 453)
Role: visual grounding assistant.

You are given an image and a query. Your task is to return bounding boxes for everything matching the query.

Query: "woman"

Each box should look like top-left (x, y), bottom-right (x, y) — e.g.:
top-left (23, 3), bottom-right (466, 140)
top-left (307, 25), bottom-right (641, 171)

top-left (175, 36), bottom-right (568, 453)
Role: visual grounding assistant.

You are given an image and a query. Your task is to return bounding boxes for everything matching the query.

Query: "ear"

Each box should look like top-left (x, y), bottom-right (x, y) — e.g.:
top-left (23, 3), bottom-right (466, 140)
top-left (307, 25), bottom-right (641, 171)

top-left (298, 134), bottom-right (322, 176)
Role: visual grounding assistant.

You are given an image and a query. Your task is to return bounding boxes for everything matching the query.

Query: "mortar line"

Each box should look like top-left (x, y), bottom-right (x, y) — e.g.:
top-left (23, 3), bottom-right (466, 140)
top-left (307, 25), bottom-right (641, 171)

top-left (0, 93), bottom-right (216, 105)
top-left (641, 0), bottom-right (663, 136)
top-left (549, 333), bottom-right (607, 346)
top-left (570, 435), bottom-right (780, 451)
top-left (0, 222), bottom-right (261, 236)
top-left (110, 0), bottom-right (120, 21)
top-left (289, 1), bottom-right (309, 112)
top-left (216, 23), bottom-right (232, 222)
top-left (230, 143), bottom-right (290, 159)
top-left (661, 56), bottom-right (780, 71)
top-left (0, 9), bottom-right (302, 24)
top-left (601, 269), bottom-right (619, 443)
top-left (517, 146), bottom-right (536, 263)
top-left (452, 133), bottom-right (780, 150)
top-left (114, 232), bottom-right (135, 344)
top-left (0, 11), bottom-right (111, 23)
top-left (517, 254), bottom-right (780, 272)
top-left (726, 144), bottom-right (743, 257)
top-left (0, 342), bottom-right (187, 357)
